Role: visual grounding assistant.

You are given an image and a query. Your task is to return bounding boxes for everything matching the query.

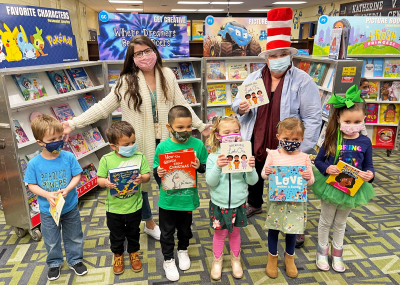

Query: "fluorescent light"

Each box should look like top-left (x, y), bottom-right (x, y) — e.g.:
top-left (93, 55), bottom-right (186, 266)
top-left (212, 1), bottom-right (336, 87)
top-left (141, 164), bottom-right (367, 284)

top-left (210, 1), bottom-right (243, 3)
top-left (109, 0), bottom-right (143, 3)
top-left (272, 1), bottom-right (306, 4)
top-left (249, 9), bottom-right (271, 11)
top-left (198, 9), bottom-right (224, 11)
top-left (116, 8), bottom-right (143, 10)
top-left (178, 1), bottom-right (209, 3)
top-left (171, 9), bottom-right (198, 11)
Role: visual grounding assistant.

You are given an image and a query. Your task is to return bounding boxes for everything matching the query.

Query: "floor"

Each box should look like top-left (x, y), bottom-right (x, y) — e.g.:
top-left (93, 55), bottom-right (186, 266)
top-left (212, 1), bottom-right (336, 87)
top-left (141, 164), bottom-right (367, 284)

top-left (1, 149), bottom-right (400, 285)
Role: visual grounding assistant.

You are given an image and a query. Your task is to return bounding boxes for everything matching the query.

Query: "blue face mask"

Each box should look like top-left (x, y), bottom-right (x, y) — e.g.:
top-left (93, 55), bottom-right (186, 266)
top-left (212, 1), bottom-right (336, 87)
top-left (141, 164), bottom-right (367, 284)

top-left (42, 139), bottom-right (64, 154)
top-left (279, 140), bottom-right (301, 152)
top-left (117, 143), bottom-right (137, 157)
top-left (268, 55), bottom-right (291, 73)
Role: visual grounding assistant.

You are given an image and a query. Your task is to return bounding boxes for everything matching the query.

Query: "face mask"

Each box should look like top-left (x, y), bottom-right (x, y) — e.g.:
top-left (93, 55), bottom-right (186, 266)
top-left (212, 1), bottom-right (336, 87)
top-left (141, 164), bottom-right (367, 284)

top-left (360, 89), bottom-right (369, 95)
top-left (42, 139), bottom-right (64, 154)
top-left (279, 140), bottom-right (301, 152)
top-left (340, 123), bottom-right (364, 135)
top-left (134, 53), bottom-right (157, 72)
top-left (171, 127), bottom-right (192, 142)
top-left (268, 55), bottom-right (291, 73)
top-left (117, 143), bottom-right (137, 157)
top-left (216, 133), bottom-right (242, 143)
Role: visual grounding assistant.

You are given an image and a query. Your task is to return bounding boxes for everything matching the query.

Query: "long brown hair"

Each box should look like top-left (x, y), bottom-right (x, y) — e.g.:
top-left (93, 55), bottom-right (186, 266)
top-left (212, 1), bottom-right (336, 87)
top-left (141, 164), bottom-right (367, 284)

top-left (323, 102), bottom-right (366, 157)
top-left (114, 35), bottom-right (169, 112)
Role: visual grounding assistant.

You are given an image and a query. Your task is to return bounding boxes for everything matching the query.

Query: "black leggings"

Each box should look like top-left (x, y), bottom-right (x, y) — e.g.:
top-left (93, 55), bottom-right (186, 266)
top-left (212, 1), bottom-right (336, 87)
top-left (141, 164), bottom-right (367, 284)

top-left (268, 229), bottom-right (296, 255)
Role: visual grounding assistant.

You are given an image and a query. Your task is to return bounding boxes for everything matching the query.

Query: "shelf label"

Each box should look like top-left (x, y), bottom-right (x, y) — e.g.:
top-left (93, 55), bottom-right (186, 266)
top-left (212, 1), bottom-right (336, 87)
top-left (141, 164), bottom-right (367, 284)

top-left (342, 76), bottom-right (354, 83)
top-left (77, 177), bottom-right (98, 197)
top-left (342, 67), bottom-right (357, 76)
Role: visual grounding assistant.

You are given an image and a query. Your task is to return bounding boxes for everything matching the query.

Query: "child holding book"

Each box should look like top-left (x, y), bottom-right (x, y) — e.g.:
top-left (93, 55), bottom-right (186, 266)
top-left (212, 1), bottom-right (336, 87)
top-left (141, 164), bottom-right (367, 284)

top-left (97, 121), bottom-right (151, 275)
top-left (206, 116), bottom-right (258, 280)
top-left (24, 115), bottom-right (87, 281)
top-left (153, 106), bottom-right (208, 282)
top-left (313, 86), bottom-right (375, 272)
top-left (262, 117), bottom-right (314, 279)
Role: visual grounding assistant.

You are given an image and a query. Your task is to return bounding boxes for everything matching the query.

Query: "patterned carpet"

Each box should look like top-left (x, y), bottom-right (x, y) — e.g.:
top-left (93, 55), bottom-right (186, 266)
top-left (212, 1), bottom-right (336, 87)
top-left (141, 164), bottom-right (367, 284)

top-left (1, 149), bottom-right (400, 285)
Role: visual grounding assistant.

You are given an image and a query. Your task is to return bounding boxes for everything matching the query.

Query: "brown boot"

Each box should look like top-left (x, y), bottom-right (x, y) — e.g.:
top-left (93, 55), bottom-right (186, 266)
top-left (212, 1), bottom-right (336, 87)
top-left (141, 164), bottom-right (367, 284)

top-left (266, 252), bottom-right (278, 279)
top-left (230, 250), bottom-right (243, 279)
top-left (113, 254), bottom-right (124, 275)
top-left (210, 253), bottom-right (223, 280)
top-left (284, 252), bottom-right (298, 278)
top-left (129, 252), bottom-right (143, 272)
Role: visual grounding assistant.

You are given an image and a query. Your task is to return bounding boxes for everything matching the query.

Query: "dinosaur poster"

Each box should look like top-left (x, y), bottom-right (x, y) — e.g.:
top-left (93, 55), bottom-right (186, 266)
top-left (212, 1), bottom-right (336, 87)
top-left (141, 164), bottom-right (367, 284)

top-left (0, 4), bottom-right (78, 68)
top-left (220, 141), bottom-right (252, 174)
top-left (268, 166), bottom-right (307, 202)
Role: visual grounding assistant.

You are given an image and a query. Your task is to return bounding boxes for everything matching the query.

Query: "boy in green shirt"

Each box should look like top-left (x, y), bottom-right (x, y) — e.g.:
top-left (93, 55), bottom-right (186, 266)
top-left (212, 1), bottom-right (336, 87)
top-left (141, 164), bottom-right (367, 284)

top-left (154, 106), bottom-right (208, 282)
top-left (97, 121), bottom-right (150, 275)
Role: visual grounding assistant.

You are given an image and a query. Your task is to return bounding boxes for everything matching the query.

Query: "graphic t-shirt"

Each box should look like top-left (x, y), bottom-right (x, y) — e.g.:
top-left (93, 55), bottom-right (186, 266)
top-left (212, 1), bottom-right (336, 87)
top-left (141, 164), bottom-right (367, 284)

top-left (97, 151), bottom-right (150, 214)
top-left (24, 151), bottom-right (83, 216)
top-left (153, 137), bottom-right (208, 211)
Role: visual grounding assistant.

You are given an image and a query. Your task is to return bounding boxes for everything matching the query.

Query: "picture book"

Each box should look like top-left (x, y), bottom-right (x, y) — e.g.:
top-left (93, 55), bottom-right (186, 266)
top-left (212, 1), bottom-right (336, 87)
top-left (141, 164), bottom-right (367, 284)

top-left (227, 63), bottom-right (248, 80)
top-left (362, 58), bottom-right (384, 77)
top-left (238, 78), bottom-right (269, 109)
top-left (309, 63), bottom-right (329, 86)
top-left (13, 120), bottom-right (29, 145)
top-left (159, 150), bottom-right (196, 191)
top-left (178, 62), bottom-right (195, 79)
top-left (46, 70), bottom-right (74, 94)
top-left (108, 165), bottom-right (140, 196)
top-left (268, 166), bottom-right (307, 202)
top-left (366, 103), bottom-right (379, 124)
top-left (78, 163), bottom-right (97, 188)
top-left (364, 81), bottom-right (379, 101)
top-left (108, 69), bottom-right (120, 84)
top-left (88, 127), bottom-right (105, 147)
top-left (380, 81), bottom-right (398, 101)
top-left (62, 142), bottom-right (74, 154)
top-left (207, 84), bottom-right (227, 105)
top-left (112, 116), bottom-right (122, 123)
top-left (384, 58), bottom-right (400, 77)
top-left (179, 84), bottom-right (197, 104)
top-left (250, 63), bottom-right (265, 73)
top-left (321, 94), bottom-right (331, 121)
top-left (26, 150), bottom-right (41, 161)
top-left (78, 94), bottom-right (97, 111)
top-left (391, 81), bottom-right (400, 101)
top-left (220, 141), bottom-right (252, 174)
top-left (225, 106), bottom-right (237, 119)
top-left (372, 126), bottom-right (396, 149)
top-left (82, 130), bottom-right (95, 151)
top-left (317, 122), bottom-right (328, 147)
top-left (170, 66), bottom-right (182, 79)
top-left (68, 133), bottom-right (89, 157)
top-left (207, 60), bottom-right (226, 80)
top-left (26, 187), bottom-right (39, 213)
top-left (207, 107), bottom-right (224, 125)
top-left (20, 158), bottom-right (28, 177)
top-left (338, 28), bottom-right (349, 59)
top-left (12, 73), bottom-right (47, 101)
top-left (51, 103), bottom-right (75, 122)
top-left (65, 67), bottom-right (94, 90)
top-left (50, 194), bottom-right (65, 226)
top-left (326, 161), bottom-right (364, 197)
top-left (328, 28), bottom-right (342, 60)
top-left (298, 61), bottom-right (311, 73)
top-left (379, 103), bottom-right (399, 124)
top-left (230, 83), bottom-right (239, 99)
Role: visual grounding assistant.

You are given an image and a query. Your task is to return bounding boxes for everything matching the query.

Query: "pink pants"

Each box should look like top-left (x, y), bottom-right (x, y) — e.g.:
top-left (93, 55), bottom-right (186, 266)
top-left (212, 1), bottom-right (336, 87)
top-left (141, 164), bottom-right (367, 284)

top-left (213, 227), bottom-right (241, 258)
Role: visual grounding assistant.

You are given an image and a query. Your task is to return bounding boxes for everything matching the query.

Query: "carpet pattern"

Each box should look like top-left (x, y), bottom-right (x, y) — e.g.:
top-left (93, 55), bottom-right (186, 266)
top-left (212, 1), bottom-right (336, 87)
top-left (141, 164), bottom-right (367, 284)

top-left (1, 149), bottom-right (400, 284)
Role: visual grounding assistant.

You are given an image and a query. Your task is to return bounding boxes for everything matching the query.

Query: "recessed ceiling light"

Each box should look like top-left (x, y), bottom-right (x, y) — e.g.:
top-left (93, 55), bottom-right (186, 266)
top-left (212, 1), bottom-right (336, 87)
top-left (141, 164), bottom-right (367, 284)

top-left (109, 0), bottom-right (143, 3)
top-left (198, 9), bottom-right (224, 11)
top-left (178, 1), bottom-right (210, 3)
top-left (210, 1), bottom-right (243, 4)
top-left (171, 9), bottom-right (198, 11)
top-left (249, 9), bottom-right (271, 11)
top-left (116, 8), bottom-right (143, 10)
top-left (272, 1), bottom-right (306, 4)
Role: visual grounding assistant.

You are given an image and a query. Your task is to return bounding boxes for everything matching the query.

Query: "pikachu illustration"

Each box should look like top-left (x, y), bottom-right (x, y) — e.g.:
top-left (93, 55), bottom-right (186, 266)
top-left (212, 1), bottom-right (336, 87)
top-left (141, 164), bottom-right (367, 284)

top-left (0, 23), bottom-right (23, 62)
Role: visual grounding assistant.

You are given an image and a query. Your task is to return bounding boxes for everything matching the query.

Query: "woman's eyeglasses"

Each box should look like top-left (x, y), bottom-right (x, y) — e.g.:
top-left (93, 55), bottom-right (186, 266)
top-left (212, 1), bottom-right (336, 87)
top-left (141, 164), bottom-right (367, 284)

top-left (133, 48), bottom-right (154, 58)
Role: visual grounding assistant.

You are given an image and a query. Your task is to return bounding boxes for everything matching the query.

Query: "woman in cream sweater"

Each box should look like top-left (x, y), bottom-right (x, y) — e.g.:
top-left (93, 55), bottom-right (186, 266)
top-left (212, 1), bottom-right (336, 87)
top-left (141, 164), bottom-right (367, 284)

top-left (62, 35), bottom-right (210, 240)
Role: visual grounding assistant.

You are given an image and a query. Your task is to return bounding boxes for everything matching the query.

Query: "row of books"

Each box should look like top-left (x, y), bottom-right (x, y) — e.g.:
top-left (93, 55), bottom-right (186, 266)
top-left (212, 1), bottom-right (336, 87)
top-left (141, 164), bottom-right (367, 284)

top-left (207, 106), bottom-right (237, 125)
top-left (65, 128), bottom-right (106, 158)
top-left (298, 61), bottom-right (330, 87)
top-left (169, 62), bottom-right (196, 80)
top-left (362, 58), bottom-right (400, 78)
top-left (362, 81), bottom-right (400, 102)
top-left (206, 61), bottom-right (265, 81)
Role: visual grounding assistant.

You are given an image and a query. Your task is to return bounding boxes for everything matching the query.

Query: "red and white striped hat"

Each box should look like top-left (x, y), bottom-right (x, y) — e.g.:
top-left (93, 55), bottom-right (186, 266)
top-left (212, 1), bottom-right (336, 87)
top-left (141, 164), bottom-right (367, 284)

top-left (259, 7), bottom-right (298, 59)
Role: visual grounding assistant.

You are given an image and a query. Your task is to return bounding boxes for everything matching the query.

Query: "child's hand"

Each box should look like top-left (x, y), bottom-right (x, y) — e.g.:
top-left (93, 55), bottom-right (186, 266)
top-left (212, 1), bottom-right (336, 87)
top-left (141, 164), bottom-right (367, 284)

top-left (191, 157), bottom-right (200, 170)
top-left (133, 174), bottom-right (142, 185)
top-left (58, 188), bottom-right (70, 198)
top-left (264, 166), bottom-right (273, 175)
top-left (326, 165), bottom-right (340, 175)
top-left (358, 170), bottom-right (374, 181)
top-left (301, 169), bottom-right (312, 180)
top-left (249, 156), bottom-right (256, 167)
top-left (216, 154), bottom-right (229, 167)
top-left (158, 167), bottom-right (167, 177)
top-left (105, 178), bottom-right (117, 189)
top-left (46, 192), bottom-right (58, 208)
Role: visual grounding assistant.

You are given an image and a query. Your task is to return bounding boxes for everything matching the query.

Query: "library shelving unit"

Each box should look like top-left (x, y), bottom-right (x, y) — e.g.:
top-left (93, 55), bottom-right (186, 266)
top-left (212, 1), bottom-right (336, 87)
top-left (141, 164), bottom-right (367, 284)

top-left (0, 61), bottom-right (110, 241)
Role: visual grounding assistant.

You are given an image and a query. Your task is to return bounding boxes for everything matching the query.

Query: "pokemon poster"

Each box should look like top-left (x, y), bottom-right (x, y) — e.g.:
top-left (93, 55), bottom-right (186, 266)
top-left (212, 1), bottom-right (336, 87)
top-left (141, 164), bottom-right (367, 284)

top-left (0, 4), bottom-right (78, 69)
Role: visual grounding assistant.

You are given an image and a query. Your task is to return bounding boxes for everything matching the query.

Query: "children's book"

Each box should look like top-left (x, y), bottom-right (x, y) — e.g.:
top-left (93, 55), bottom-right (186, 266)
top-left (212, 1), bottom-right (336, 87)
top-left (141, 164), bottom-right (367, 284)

top-left (250, 63), bottom-right (265, 73)
top-left (159, 150), bottom-right (196, 191)
top-left (309, 63), bottom-right (329, 86)
top-left (298, 61), bottom-right (311, 73)
top-left (338, 28), bottom-right (349, 59)
top-left (326, 161), bottom-right (364, 197)
top-left (225, 106), bottom-right (237, 119)
top-left (20, 158), bottom-right (28, 176)
top-left (65, 67), bottom-right (94, 90)
top-left (268, 166), bottom-right (307, 202)
top-left (364, 81), bottom-right (379, 101)
top-left (220, 141), bottom-right (252, 174)
top-left (328, 28), bottom-right (342, 60)
top-left (230, 83), bottom-right (239, 99)
top-left (317, 122), bottom-right (328, 147)
top-left (26, 187), bottom-right (39, 213)
top-left (372, 126), bottom-right (396, 149)
top-left (82, 130), bottom-right (95, 151)
top-left (51, 103), bottom-right (75, 122)
top-left (238, 78), bottom-right (269, 109)
top-left (13, 120), bottom-right (29, 144)
top-left (26, 150), bottom-right (41, 161)
top-left (391, 81), bottom-right (400, 101)
top-left (207, 60), bottom-right (226, 80)
top-left (112, 116), bottom-right (122, 123)
top-left (362, 58), bottom-right (384, 77)
top-left (68, 133), bottom-right (89, 157)
top-left (207, 107), bottom-right (224, 125)
top-left (207, 84), bottom-right (227, 105)
top-left (384, 58), bottom-right (400, 77)
top-left (88, 127), bottom-right (105, 147)
top-left (379, 103), bottom-right (399, 124)
top-left (366, 103), bottom-right (379, 124)
top-left (78, 94), bottom-right (97, 111)
top-left (170, 67), bottom-right (182, 79)
top-left (321, 94), bottom-right (331, 121)
top-left (62, 142), bottom-right (74, 154)
top-left (179, 84), bottom-right (197, 104)
top-left (50, 193), bottom-right (65, 226)
top-left (12, 73), bottom-right (47, 101)
top-left (227, 63), bottom-right (248, 80)
top-left (178, 62), bottom-right (195, 79)
top-left (108, 165), bottom-right (140, 196)
top-left (46, 70), bottom-right (74, 94)
top-left (108, 69), bottom-right (120, 84)
top-left (78, 163), bottom-right (97, 188)
top-left (380, 81), bottom-right (398, 101)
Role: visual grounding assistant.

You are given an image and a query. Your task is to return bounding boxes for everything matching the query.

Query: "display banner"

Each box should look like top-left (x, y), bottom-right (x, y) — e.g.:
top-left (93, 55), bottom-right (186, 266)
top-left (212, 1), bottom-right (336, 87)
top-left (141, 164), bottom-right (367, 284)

top-left (313, 16), bottom-right (400, 55)
top-left (340, 0), bottom-right (400, 17)
top-left (0, 3), bottom-right (78, 69)
top-left (97, 11), bottom-right (189, 60)
top-left (203, 16), bottom-right (267, 57)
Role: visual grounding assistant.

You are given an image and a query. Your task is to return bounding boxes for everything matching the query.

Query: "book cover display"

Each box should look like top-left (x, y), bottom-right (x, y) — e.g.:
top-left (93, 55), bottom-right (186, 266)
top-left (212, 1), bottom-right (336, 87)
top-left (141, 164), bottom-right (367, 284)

top-left (364, 81), bottom-right (379, 101)
top-left (68, 133), bottom-right (89, 157)
top-left (65, 67), bottom-right (93, 90)
top-left (384, 59), bottom-right (400, 77)
top-left (13, 73), bottom-right (47, 101)
top-left (13, 120), bottom-right (29, 144)
top-left (372, 126), bottom-right (396, 149)
top-left (362, 58), bottom-right (384, 77)
top-left (51, 103), bottom-right (75, 122)
top-left (179, 84), bottom-right (197, 104)
top-left (207, 60), bottom-right (226, 80)
top-left (225, 106), bottom-right (237, 119)
top-left (238, 78), bottom-right (269, 109)
top-left (322, 94), bottom-right (331, 120)
top-left (380, 81), bottom-right (399, 101)
top-left (170, 67), bottom-right (182, 79)
top-left (220, 141), bottom-right (252, 174)
top-left (207, 84), bottom-right (227, 104)
top-left (207, 107), bottom-right (224, 125)
top-left (78, 163), bottom-right (97, 188)
top-left (326, 161), bottom-right (364, 196)
top-left (178, 62), bottom-right (195, 79)
top-left (250, 63), bottom-right (265, 73)
top-left (26, 187), bottom-right (39, 213)
top-left (62, 142), bottom-right (74, 154)
top-left (20, 158), bottom-right (28, 176)
top-left (298, 61), bottom-right (311, 73)
top-left (328, 28), bottom-right (342, 59)
top-left (89, 128), bottom-right (105, 147)
top-left (46, 70), bottom-right (74, 94)
top-left (366, 103), bottom-right (379, 124)
top-left (108, 69), bottom-right (120, 84)
top-left (309, 63), bottom-right (328, 86)
top-left (78, 94), bottom-right (97, 111)
top-left (231, 83), bottom-right (239, 99)
top-left (379, 103), bottom-right (399, 124)
top-left (50, 193), bottom-right (65, 226)
top-left (108, 165), bottom-right (140, 196)
top-left (227, 63), bottom-right (248, 79)
top-left (317, 122), bottom-right (328, 147)
top-left (268, 166), bottom-right (307, 202)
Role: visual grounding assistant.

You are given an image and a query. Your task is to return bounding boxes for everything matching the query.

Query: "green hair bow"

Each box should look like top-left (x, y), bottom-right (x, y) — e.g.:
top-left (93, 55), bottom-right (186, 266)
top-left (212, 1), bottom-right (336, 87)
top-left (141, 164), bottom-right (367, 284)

top-left (327, 85), bottom-right (364, 108)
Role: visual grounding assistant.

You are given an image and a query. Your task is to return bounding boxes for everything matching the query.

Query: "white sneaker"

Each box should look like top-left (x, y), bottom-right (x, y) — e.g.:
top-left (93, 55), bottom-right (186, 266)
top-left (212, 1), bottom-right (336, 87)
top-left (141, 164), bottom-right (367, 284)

top-left (163, 259), bottom-right (180, 281)
top-left (144, 224), bottom-right (161, 240)
top-left (177, 250), bottom-right (191, 271)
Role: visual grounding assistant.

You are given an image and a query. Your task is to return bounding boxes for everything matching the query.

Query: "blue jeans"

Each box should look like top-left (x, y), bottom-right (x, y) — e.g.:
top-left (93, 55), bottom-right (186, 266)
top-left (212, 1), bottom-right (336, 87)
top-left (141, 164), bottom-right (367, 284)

top-left (41, 204), bottom-right (84, 268)
top-left (142, 191), bottom-right (153, 221)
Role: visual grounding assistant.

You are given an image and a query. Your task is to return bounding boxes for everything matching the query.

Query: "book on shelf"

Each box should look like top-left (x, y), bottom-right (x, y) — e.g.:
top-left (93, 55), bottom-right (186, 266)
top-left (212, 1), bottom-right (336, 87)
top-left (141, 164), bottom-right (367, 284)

top-left (78, 94), bottom-right (97, 111)
top-left (338, 28), bottom-right (349, 59)
top-left (328, 28), bottom-right (342, 60)
top-left (220, 141), bottom-right (252, 174)
top-left (12, 73), bottom-right (47, 101)
top-left (384, 58), bottom-right (400, 78)
top-left (207, 60), bottom-right (226, 80)
top-left (268, 166), bottom-right (307, 202)
top-left (227, 63), bottom-right (248, 80)
top-left (68, 133), bottom-right (90, 157)
top-left (108, 165), bottom-right (140, 196)
top-left (26, 150), bottom-right (41, 161)
top-left (159, 150), bottom-right (197, 191)
top-left (317, 122), bottom-right (328, 147)
top-left (250, 63), bottom-right (265, 73)
top-left (321, 94), bottom-right (331, 121)
top-left (207, 107), bottom-right (224, 125)
top-left (366, 103), bottom-right (379, 124)
top-left (225, 106), bottom-right (237, 119)
top-left (362, 58), bottom-right (384, 77)
top-left (309, 63), bottom-right (329, 86)
top-left (26, 187), bottom-right (39, 213)
top-left (78, 163), bottom-right (97, 188)
top-left (170, 67), bottom-right (182, 80)
top-left (51, 103), bottom-right (75, 122)
top-left (87, 127), bottom-right (105, 149)
top-left (178, 62), bottom-right (196, 79)
top-left (379, 103), bottom-right (399, 124)
top-left (82, 130), bottom-right (95, 151)
top-left (230, 83), bottom-right (239, 99)
top-left (179, 83), bottom-right (197, 104)
top-left (364, 81), bottom-right (379, 101)
top-left (65, 67), bottom-right (94, 90)
top-left (112, 116), bottom-right (122, 123)
top-left (326, 66), bottom-right (335, 88)
top-left (20, 158), bottom-right (28, 176)
top-left (46, 70), bottom-right (74, 94)
top-left (391, 81), bottom-right (400, 101)
top-left (108, 69), bottom-right (120, 84)
top-left (380, 81), bottom-right (399, 101)
top-left (13, 120), bottom-right (29, 144)
top-left (207, 84), bottom-right (227, 105)
top-left (298, 61), bottom-right (311, 73)
top-left (50, 193), bottom-right (65, 226)
top-left (372, 126), bottom-right (396, 149)
top-left (238, 78), bottom-right (269, 109)
top-left (62, 142), bottom-right (74, 154)
top-left (325, 161), bottom-right (364, 197)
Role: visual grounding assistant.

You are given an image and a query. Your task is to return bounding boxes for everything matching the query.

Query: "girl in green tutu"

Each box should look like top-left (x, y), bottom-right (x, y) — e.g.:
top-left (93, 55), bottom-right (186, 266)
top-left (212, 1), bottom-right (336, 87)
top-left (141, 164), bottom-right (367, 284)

top-left (313, 85), bottom-right (376, 273)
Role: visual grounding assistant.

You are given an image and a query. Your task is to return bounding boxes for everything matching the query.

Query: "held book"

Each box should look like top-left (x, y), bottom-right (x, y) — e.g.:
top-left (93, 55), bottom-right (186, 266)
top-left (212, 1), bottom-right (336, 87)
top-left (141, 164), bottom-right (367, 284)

top-left (108, 165), bottom-right (140, 196)
top-left (50, 193), bottom-right (65, 226)
top-left (220, 141), bottom-right (252, 174)
top-left (238, 78), bottom-right (269, 109)
top-left (326, 161), bottom-right (364, 197)
top-left (268, 166), bottom-right (307, 202)
top-left (207, 60), bottom-right (226, 80)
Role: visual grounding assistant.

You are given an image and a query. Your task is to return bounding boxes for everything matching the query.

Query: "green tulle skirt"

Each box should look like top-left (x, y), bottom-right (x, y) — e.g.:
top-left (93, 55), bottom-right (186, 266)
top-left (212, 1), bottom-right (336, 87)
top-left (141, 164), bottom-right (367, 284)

top-left (311, 166), bottom-right (376, 209)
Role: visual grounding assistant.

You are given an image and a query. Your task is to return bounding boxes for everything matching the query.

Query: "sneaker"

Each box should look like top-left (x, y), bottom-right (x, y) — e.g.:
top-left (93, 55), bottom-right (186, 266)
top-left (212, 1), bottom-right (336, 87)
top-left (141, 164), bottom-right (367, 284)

top-left (295, 234), bottom-right (305, 248)
top-left (69, 262), bottom-right (88, 276)
top-left (246, 205), bottom-right (262, 218)
top-left (177, 250), bottom-right (191, 271)
top-left (144, 224), bottom-right (161, 240)
top-left (163, 259), bottom-right (180, 281)
top-left (47, 267), bottom-right (61, 281)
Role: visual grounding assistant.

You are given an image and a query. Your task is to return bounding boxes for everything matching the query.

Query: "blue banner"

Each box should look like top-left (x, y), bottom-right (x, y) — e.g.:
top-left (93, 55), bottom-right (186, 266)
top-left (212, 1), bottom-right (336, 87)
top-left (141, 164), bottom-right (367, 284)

top-left (0, 4), bottom-right (78, 69)
top-left (97, 12), bottom-right (189, 60)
